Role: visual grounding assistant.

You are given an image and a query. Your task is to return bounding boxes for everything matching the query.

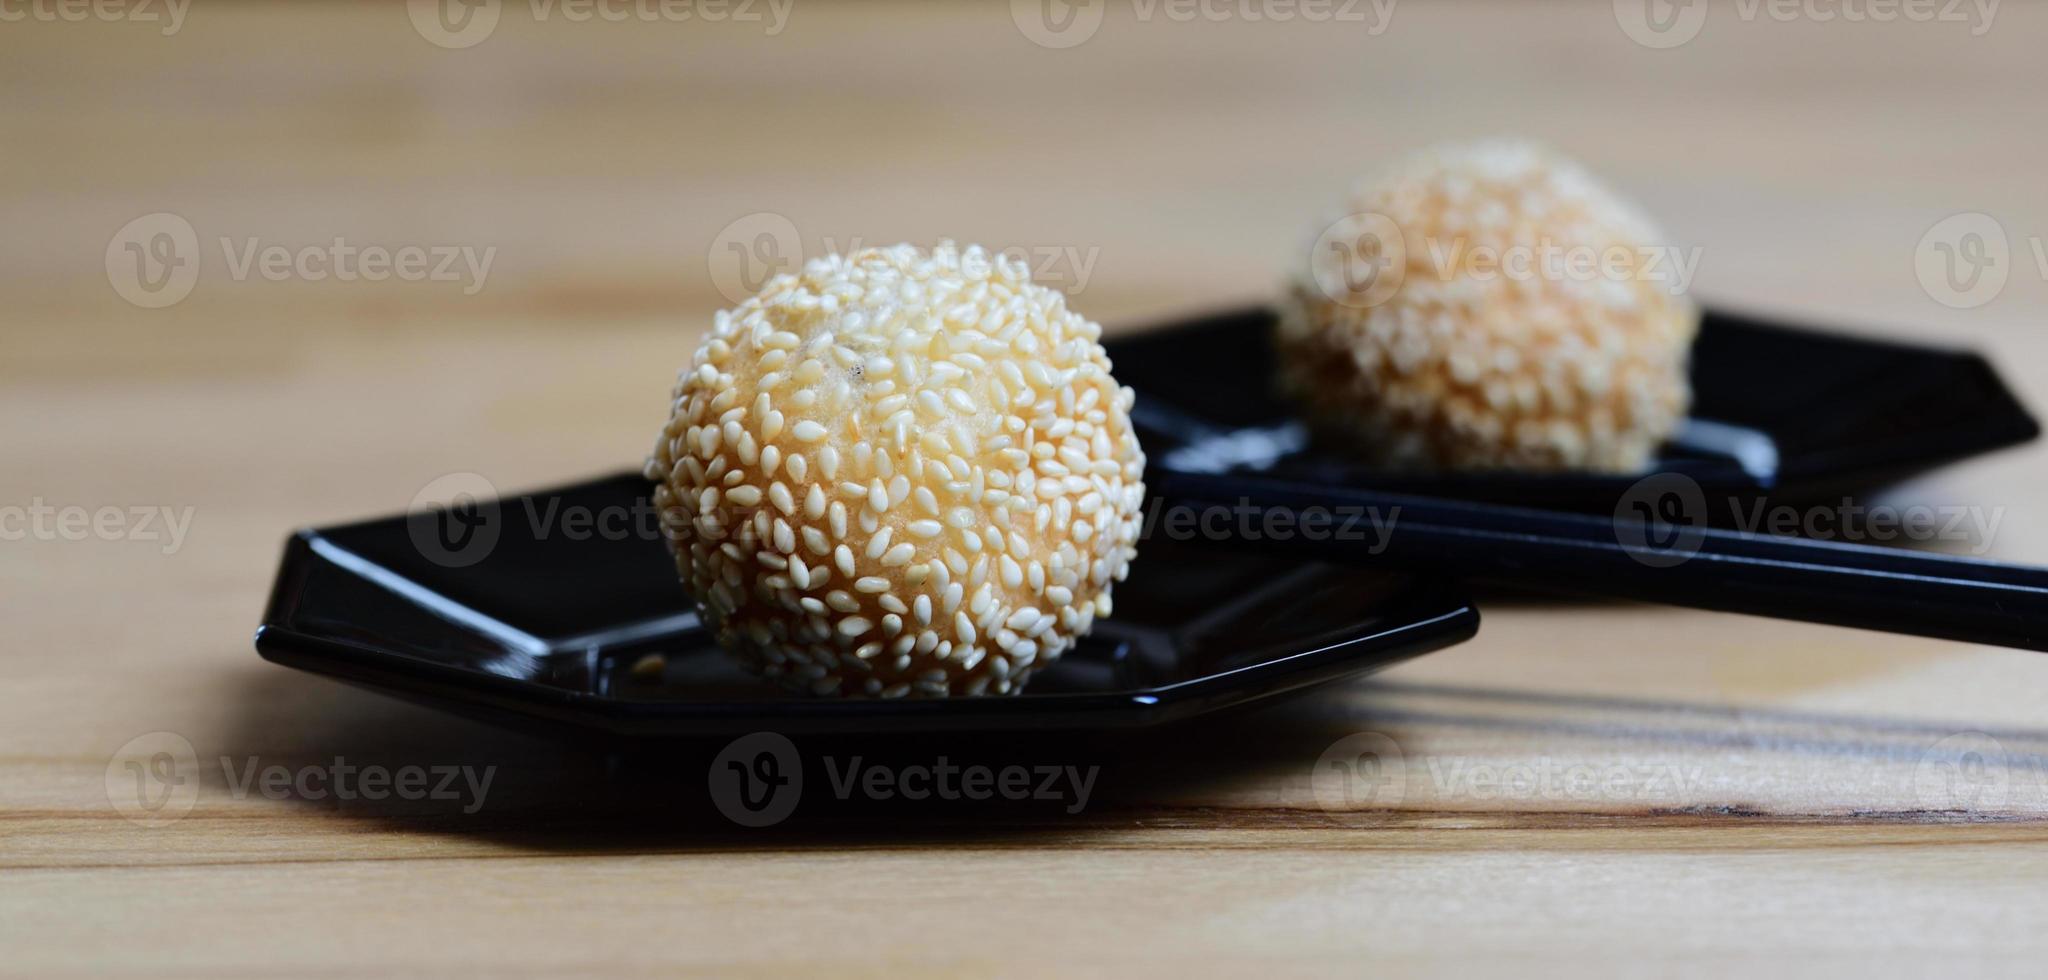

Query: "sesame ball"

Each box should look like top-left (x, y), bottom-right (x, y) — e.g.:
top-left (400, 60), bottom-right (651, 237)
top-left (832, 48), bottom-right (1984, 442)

top-left (1279, 140), bottom-right (1700, 472)
top-left (648, 242), bottom-right (1147, 698)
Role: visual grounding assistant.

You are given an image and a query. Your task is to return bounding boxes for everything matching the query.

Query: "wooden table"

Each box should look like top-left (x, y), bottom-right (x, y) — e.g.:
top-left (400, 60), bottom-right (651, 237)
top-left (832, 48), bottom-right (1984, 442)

top-left (9, 2), bottom-right (2048, 975)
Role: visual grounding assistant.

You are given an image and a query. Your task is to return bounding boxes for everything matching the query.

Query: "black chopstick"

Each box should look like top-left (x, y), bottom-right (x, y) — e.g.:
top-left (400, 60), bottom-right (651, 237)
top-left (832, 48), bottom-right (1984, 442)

top-left (1158, 470), bottom-right (2048, 652)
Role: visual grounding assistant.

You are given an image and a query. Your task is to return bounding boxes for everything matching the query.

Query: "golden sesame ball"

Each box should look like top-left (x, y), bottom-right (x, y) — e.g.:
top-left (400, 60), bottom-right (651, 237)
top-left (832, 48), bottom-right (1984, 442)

top-left (1279, 140), bottom-right (1700, 473)
top-left (648, 242), bottom-right (1146, 698)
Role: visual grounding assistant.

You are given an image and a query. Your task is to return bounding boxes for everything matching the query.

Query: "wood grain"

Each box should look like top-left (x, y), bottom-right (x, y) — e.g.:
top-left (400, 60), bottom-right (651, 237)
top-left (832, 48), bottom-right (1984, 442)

top-left (8, 1), bottom-right (2048, 975)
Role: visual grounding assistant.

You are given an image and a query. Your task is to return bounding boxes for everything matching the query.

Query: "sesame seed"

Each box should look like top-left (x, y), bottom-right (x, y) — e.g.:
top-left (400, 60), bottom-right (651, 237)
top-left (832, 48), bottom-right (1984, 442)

top-left (865, 525), bottom-right (894, 560)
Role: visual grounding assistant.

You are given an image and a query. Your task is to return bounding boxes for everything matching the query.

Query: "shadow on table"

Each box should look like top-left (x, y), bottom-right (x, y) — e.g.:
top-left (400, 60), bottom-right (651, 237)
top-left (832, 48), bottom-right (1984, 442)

top-left (215, 661), bottom-right (1383, 852)
top-left (219, 657), bottom-right (2048, 852)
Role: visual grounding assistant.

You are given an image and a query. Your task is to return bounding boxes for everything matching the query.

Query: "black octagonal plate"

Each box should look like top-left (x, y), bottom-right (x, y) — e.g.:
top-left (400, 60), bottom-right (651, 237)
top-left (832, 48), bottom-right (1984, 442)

top-left (255, 474), bottom-right (1477, 736)
top-left (1110, 306), bottom-right (2039, 517)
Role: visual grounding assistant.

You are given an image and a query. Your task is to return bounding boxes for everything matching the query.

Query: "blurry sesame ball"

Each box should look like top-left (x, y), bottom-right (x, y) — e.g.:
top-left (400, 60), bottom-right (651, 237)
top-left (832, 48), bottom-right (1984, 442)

top-left (648, 242), bottom-right (1147, 698)
top-left (1279, 140), bottom-right (1700, 473)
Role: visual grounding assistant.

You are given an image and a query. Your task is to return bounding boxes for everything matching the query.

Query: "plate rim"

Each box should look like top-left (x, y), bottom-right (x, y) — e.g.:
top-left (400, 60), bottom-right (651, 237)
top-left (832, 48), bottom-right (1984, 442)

top-left (255, 483), bottom-right (1481, 737)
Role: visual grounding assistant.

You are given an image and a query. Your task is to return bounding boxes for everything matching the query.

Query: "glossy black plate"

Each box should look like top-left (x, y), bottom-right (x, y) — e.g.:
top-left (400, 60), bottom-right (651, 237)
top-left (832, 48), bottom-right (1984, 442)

top-left (1109, 306), bottom-right (2039, 515)
top-left (255, 474), bottom-right (1478, 736)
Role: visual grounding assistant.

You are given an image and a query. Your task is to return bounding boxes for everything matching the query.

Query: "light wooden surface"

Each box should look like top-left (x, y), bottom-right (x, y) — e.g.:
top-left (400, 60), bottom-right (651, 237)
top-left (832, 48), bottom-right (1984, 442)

top-left (9, 1), bottom-right (2048, 975)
